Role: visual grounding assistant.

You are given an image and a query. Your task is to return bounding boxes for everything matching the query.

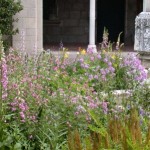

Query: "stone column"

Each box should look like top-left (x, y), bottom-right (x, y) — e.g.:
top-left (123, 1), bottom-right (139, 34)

top-left (134, 0), bottom-right (150, 68)
top-left (143, 0), bottom-right (150, 12)
top-left (87, 0), bottom-right (97, 53)
top-left (13, 0), bottom-right (43, 54)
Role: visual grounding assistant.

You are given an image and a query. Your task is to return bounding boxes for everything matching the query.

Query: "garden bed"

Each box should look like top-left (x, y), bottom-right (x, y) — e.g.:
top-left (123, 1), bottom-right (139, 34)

top-left (0, 36), bottom-right (150, 149)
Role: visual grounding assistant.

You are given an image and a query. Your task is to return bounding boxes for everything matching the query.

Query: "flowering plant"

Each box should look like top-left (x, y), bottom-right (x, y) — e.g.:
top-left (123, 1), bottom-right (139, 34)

top-left (0, 33), bottom-right (149, 149)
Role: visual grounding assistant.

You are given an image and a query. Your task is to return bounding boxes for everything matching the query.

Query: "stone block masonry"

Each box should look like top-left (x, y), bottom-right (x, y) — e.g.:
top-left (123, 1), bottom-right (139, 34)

top-left (43, 0), bottom-right (89, 45)
top-left (13, 0), bottom-right (43, 54)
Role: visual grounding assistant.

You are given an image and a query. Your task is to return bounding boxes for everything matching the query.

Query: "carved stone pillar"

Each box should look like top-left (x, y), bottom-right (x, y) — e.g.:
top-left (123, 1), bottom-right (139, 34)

top-left (134, 0), bottom-right (150, 68)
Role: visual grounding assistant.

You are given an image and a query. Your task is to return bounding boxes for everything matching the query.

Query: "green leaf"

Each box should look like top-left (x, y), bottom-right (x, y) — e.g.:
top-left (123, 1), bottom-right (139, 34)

top-left (3, 136), bottom-right (13, 146)
top-left (0, 142), bottom-right (4, 148)
top-left (14, 143), bottom-right (22, 150)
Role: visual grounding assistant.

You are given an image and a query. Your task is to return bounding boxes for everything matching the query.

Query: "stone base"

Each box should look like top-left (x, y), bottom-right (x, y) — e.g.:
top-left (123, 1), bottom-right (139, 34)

top-left (138, 52), bottom-right (150, 69)
top-left (87, 44), bottom-right (97, 53)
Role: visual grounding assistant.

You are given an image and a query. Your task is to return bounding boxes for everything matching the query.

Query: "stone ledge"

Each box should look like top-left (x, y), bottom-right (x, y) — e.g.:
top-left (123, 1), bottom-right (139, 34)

top-left (137, 52), bottom-right (150, 69)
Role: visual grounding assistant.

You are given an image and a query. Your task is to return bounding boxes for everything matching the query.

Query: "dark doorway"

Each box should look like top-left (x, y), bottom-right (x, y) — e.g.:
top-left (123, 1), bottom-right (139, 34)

top-left (97, 0), bottom-right (125, 43)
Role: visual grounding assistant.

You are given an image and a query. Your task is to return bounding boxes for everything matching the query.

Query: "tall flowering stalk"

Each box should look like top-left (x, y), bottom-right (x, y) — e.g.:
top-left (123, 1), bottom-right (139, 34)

top-left (100, 27), bottom-right (113, 52)
top-left (0, 33), bottom-right (8, 122)
top-left (0, 34), bottom-right (2, 109)
top-left (20, 29), bottom-right (25, 54)
top-left (0, 34), bottom-right (8, 101)
top-left (1, 54), bottom-right (8, 100)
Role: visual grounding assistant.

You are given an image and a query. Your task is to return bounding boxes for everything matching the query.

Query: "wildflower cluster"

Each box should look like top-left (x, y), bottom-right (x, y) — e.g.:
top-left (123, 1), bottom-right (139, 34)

top-left (0, 42), bottom-right (149, 149)
top-left (0, 38), bottom-right (8, 100)
top-left (122, 53), bottom-right (147, 83)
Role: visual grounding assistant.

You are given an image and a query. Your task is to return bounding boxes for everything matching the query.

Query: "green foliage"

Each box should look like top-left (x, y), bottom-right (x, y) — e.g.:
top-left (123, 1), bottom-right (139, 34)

top-left (0, 33), bottom-right (149, 149)
top-left (67, 110), bottom-right (150, 150)
top-left (0, 0), bottom-right (22, 49)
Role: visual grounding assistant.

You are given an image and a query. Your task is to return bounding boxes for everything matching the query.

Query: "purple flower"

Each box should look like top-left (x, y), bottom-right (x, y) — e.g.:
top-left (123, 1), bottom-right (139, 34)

top-left (101, 102), bottom-right (108, 114)
top-left (97, 54), bottom-right (101, 59)
top-left (20, 111), bottom-right (25, 120)
top-left (1, 56), bottom-right (8, 100)
top-left (108, 66), bottom-right (115, 73)
top-left (87, 47), bottom-right (94, 54)
top-left (94, 75), bottom-right (98, 79)
top-left (79, 58), bottom-right (84, 63)
top-left (90, 56), bottom-right (95, 61)
top-left (103, 58), bottom-right (108, 63)
top-left (107, 62), bottom-right (112, 66)
top-left (122, 53), bottom-right (147, 83)
top-left (88, 74), bottom-right (93, 80)
top-left (139, 108), bottom-right (145, 116)
top-left (19, 102), bottom-right (28, 111)
top-left (100, 69), bottom-right (106, 75)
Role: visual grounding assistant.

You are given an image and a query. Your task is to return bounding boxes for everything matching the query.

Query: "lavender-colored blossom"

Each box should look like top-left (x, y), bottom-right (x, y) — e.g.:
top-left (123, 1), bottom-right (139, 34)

top-left (19, 102), bottom-right (28, 112)
top-left (1, 56), bottom-right (8, 100)
top-left (80, 63), bottom-right (85, 68)
top-left (84, 64), bottom-right (89, 69)
top-left (103, 58), bottom-right (108, 63)
top-left (81, 63), bottom-right (89, 69)
top-left (89, 101), bottom-right (98, 109)
top-left (90, 56), bottom-right (95, 61)
top-left (101, 102), bottom-right (108, 114)
top-left (94, 75), bottom-right (99, 79)
top-left (71, 97), bottom-right (78, 104)
top-left (20, 111), bottom-right (25, 120)
top-left (87, 47), bottom-right (94, 54)
top-left (139, 108), bottom-right (145, 116)
top-left (107, 62), bottom-right (112, 66)
top-left (122, 53), bottom-right (147, 82)
top-left (100, 69), bottom-right (106, 75)
top-left (88, 74), bottom-right (93, 80)
top-left (97, 54), bottom-right (101, 59)
top-left (105, 68), bottom-right (109, 74)
top-left (79, 58), bottom-right (84, 63)
top-left (108, 66), bottom-right (115, 73)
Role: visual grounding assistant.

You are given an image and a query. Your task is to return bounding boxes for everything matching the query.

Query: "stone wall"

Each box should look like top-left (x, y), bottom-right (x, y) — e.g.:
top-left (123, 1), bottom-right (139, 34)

top-left (44, 0), bottom-right (139, 46)
top-left (43, 0), bottom-right (89, 45)
top-left (12, 0), bottom-right (141, 51)
top-left (13, 0), bottom-right (43, 53)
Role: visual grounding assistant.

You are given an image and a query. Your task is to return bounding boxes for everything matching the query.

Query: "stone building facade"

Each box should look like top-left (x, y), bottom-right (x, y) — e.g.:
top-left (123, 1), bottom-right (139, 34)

top-left (13, 0), bottom-right (143, 52)
top-left (43, 0), bottom-right (142, 45)
top-left (43, 0), bottom-right (89, 44)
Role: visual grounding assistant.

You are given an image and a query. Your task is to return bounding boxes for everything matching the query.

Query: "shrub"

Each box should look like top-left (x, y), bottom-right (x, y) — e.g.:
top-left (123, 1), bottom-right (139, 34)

top-left (0, 0), bottom-right (22, 49)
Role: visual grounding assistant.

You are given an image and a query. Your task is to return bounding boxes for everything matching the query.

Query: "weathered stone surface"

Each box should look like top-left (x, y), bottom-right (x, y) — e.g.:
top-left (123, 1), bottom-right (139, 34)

top-left (13, 0), bottom-right (43, 53)
top-left (138, 52), bottom-right (150, 68)
top-left (134, 12), bottom-right (150, 52)
top-left (43, 0), bottom-right (89, 44)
